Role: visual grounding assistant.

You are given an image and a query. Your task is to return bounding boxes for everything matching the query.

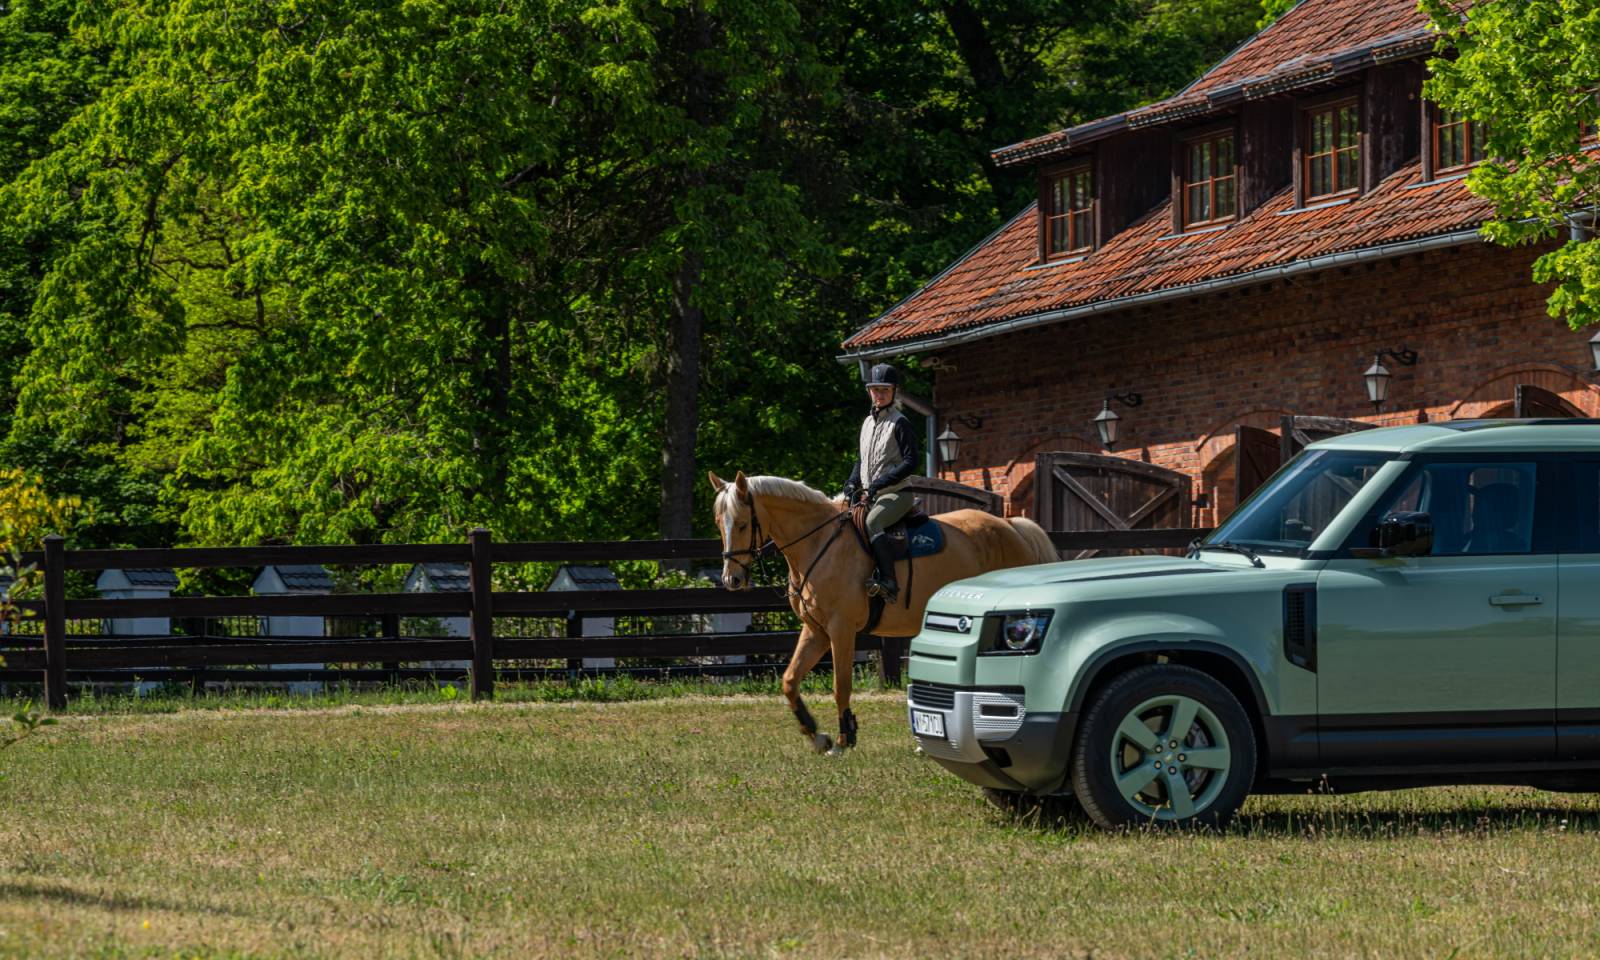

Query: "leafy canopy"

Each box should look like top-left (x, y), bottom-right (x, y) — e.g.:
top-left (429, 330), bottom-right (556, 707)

top-left (1424, 0), bottom-right (1600, 329)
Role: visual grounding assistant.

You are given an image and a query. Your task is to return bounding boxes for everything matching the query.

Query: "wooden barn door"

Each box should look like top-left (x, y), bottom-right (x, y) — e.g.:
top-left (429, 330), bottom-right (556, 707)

top-left (1279, 415), bottom-right (1375, 462)
top-left (901, 476), bottom-right (1003, 516)
top-left (1034, 452), bottom-right (1192, 559)
top-left (1514, 384), bottom-right (1579, 419)
top-left (1235, 425), bottom-right (1281, 509)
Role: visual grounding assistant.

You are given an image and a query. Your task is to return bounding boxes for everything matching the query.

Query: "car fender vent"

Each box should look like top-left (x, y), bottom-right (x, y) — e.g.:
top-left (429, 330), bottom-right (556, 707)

top-left (1283, 583), bottom-right (1317, 672)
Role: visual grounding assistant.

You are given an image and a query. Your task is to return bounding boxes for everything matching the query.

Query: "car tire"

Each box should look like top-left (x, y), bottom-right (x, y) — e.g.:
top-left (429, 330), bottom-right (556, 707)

top-left (1071, 663), bottom-right (1256, 830)
top-left (981, 787), bottom-right (1084, 827)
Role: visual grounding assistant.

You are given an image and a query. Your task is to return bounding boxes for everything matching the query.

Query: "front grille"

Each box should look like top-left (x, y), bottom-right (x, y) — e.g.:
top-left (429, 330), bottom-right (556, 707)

top-left (908, 683), bottom-right (955, 709)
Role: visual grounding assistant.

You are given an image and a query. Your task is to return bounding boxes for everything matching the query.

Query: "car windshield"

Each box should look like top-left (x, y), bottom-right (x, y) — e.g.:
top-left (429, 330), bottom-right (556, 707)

top-left (1207, 450), bottom-right (1395, 555)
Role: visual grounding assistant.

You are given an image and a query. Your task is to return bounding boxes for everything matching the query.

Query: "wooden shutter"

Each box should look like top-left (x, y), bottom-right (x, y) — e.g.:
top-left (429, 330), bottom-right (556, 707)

top-left (899, 477), bottom-right (1003, 516)
top-left (1235, 425), bottom-right (1281, 511)
top-left (1033, 452), bottom-right (1192, 559)
top-left (1279, 415), bottom-right (1375, 463)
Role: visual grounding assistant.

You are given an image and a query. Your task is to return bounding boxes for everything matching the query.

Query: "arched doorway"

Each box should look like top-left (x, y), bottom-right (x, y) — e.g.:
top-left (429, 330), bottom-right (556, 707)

top-left (1480, 384), bottom-right (1584, 419)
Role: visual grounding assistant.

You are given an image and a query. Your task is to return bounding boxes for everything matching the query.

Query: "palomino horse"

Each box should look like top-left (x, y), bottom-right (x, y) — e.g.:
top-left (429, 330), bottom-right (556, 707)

top-left (709, 471), bottom-right (1058, 753)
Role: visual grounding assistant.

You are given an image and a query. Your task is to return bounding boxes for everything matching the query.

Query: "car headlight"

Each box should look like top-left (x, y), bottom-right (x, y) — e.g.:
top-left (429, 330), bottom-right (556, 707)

top-left (979, 611), bottom-right (1052, 655)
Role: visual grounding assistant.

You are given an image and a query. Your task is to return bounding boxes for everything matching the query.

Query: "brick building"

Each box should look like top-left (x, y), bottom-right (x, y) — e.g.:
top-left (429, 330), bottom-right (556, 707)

top-left (838, 0), bottom-right (1600, 534)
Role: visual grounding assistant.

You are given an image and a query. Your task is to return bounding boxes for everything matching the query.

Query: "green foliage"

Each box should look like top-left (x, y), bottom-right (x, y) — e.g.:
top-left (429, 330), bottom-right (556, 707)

top-left (1423, 0), bottom-right (1600, 331)
top-left (0, 0), bottom-right (1263, 549)
top-left (1257, 0), bottom-right (1300, 29)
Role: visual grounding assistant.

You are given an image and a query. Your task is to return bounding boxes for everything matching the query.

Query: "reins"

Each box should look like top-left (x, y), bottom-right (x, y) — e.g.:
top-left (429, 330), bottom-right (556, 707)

top-left (720, 492), bottom-right (852, 609)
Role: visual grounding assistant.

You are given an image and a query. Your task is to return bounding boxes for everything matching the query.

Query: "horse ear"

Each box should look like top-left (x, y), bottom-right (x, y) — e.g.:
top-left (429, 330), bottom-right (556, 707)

top-left (734, 471), bottom-right (751, 503)
top-left (707, 471), bottom-right (727, 492)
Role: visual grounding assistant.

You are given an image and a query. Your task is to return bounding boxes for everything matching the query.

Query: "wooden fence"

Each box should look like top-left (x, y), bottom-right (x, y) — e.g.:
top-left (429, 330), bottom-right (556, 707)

top-left (4, 526), bottom-right (1210, 710)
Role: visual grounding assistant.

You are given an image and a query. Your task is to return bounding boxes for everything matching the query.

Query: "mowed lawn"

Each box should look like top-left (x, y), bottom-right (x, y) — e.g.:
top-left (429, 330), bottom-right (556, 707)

top-left (2, 695), bottom-right (1600, 958)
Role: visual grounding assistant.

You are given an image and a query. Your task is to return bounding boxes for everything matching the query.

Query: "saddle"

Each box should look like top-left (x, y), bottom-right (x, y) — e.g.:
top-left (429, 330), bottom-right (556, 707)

top-left (849, 499), bottom-right (945, 634)
top-left (849, 501), bottom-right (945, 561)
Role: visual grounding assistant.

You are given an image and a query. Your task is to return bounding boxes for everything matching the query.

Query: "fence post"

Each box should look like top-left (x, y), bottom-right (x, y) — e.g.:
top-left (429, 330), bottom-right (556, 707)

top-left (381, 612), bottom-right (400, 677)
top-left (878, 636), bottom-right (903, 687)
top-left (41, 534), bottom-right (66, 711)
top-left (565, 612), bottom-right (582, 674)
top-left (468, 527), bottom-right (494, 700)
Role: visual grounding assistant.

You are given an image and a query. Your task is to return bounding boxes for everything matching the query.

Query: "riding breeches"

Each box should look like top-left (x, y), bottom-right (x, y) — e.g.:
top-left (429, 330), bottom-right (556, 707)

top-left (865, 489), bottom-right (914, 538)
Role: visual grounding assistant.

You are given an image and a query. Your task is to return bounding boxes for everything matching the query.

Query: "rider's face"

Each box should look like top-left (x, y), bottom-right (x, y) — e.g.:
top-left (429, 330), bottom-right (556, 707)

top-left (867, 385), bottom-right (894, 408)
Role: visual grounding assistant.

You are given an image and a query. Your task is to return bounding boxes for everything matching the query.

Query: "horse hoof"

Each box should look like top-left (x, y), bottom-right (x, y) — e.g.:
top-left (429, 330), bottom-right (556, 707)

top-left (812, 733), bottom-right (833, 754)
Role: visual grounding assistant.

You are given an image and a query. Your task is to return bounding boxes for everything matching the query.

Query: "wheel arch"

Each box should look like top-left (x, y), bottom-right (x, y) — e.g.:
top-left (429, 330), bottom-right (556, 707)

top-left (1067, 640), bottom-right (1274, 774)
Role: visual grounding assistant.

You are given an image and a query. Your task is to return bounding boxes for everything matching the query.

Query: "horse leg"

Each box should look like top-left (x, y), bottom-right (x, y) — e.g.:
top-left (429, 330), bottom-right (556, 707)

top-left (783, 624), bottom-right (834, 754)
top-left (829, 618), bottom-right (859, 751)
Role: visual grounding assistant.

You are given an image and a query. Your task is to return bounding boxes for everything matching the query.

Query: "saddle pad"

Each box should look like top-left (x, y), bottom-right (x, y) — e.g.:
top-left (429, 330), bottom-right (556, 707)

top-left (903, 514), bottom-right (945, 558)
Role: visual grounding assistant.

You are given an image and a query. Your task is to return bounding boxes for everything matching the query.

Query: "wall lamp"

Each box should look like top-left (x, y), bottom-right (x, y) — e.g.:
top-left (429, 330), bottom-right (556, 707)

top-left (936, 414), bottom-right (983, 466)
top-left (1093, 392), bottom-right (1143, 449)
top-left (1364, 347), bottom-right (1419, 412)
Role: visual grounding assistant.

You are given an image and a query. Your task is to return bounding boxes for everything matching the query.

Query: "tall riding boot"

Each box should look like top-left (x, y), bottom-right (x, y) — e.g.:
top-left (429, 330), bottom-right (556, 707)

top-left (866, 532), bottom-right (899, 602)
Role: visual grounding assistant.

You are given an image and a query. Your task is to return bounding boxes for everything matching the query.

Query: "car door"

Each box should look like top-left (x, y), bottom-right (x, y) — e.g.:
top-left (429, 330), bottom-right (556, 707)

top-left (1558, 459), bottom-right (1600, 760)
top-left (1315, 456), bottom-right (1558, 767)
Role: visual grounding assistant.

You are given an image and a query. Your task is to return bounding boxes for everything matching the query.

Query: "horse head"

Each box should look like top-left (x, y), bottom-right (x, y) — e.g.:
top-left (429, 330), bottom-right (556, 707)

top-left (708, 470), bottom-right (757, 590)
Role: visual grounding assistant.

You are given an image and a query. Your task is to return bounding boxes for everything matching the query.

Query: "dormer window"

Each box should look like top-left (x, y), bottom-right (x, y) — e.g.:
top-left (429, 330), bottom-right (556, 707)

top-left (1181, 130), bottom-right (1236, 230)
top-left (1304, 98), bottom-right (1360, 202)
top-left (1042, 164), bottom-right (1094, 258)
top-left (1433, 109), bottom-right (1486, 173)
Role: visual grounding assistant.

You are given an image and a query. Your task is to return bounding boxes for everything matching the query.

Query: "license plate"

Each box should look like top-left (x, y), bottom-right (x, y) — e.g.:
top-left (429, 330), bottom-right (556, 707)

top-left (911, 709), bottom-right (946, 739)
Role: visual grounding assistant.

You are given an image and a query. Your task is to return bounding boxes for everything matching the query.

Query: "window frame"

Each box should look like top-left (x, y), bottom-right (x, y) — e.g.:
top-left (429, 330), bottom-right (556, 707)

top-left (1334, 453), bottom-right (1563, 559)
top-left (1038, 160), bottom-right (1096, 260)
top-left (1429, 104), bottom-right (1488, 177)
top-left (1301, 94), bottom-right (1363, 204)
top-left (1177, 125), bottom-right (1239, 232)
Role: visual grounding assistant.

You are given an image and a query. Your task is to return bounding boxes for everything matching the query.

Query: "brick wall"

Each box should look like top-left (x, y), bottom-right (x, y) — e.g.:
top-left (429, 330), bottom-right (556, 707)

top-left (929, 241), bottom-right (1600, 526)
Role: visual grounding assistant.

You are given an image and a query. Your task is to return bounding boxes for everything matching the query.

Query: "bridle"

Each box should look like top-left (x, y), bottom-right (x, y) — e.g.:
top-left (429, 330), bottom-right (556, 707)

top-left (719, 490), bottom-right (851, 605)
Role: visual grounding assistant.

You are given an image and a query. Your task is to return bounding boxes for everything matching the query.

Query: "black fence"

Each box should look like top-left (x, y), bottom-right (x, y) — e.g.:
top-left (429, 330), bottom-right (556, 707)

top-left (5, 526), bottom-right (1210, 709)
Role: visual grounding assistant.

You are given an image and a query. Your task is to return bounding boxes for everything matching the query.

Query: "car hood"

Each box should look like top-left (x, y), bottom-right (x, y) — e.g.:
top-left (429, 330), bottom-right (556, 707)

top-left (931, 554), bottom-right (1229, 597)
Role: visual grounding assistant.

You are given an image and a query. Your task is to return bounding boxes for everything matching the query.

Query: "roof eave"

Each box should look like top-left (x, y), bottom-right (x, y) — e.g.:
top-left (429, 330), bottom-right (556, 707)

top-left (991, 28), bottom-right (1435, 171)
top-left (836, 226), bottom-right (1487, 364)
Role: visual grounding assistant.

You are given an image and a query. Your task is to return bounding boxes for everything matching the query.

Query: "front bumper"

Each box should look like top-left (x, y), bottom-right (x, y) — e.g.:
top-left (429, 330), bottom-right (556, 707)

top-left (906, 683), bottom-right (1077, 794)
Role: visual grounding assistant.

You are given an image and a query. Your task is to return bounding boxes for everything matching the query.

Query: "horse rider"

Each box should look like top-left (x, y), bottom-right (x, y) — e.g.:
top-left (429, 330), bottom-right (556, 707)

top-left (843, 363), bottom-right (919, 602)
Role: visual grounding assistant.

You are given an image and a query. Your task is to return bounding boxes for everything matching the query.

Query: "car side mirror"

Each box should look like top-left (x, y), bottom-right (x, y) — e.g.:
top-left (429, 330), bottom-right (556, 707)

top-left (1368, 511), bottom-right (1433, 557)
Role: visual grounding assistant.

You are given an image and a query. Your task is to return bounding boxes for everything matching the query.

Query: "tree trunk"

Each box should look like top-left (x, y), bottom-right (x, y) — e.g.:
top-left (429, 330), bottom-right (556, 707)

top-left (659, 249), bottom-right (704, 543)
top-left (940, 0), bottom-right (1012, 199)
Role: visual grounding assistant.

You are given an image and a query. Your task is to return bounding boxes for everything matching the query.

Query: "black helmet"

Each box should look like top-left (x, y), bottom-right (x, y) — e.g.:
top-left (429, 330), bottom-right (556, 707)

top-left (864, 363), bottom-right (900, 389)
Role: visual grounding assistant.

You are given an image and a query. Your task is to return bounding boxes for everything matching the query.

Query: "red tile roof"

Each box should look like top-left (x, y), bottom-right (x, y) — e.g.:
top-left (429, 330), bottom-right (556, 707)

top-left (991, 0), bottom-right (1443, 169)
top-left (1184, 0), bottom-right (1433, 99)
top-left (842, 163), bottom-right (1490, 352)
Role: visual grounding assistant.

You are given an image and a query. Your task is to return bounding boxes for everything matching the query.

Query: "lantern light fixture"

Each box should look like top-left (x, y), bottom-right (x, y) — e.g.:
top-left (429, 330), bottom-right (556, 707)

top-left (1093, 392), bottom-right (1143, 449)
top-left (936, 426), bottom-right (962, 466)
top-left (1363, 347), bottom-right (1419, 412)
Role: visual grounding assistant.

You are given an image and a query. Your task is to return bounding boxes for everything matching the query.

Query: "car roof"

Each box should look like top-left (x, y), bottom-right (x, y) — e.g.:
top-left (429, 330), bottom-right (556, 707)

top-left (1308, 419), bottom-right (1600, 454)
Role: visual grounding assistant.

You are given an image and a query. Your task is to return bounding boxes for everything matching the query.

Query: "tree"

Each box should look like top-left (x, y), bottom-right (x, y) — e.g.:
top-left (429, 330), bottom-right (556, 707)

top-left (1423, 0), bottom-right (1600, 330)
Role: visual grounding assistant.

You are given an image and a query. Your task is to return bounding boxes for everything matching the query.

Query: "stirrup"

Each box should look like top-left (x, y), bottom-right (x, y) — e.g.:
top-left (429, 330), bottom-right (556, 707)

top-left (865, 578), bottom-right (898, 602)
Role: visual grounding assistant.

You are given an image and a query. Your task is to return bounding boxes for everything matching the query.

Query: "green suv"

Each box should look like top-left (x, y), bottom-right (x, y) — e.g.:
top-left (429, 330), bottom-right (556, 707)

top-left (906, 420), bottom-right (1600, 828)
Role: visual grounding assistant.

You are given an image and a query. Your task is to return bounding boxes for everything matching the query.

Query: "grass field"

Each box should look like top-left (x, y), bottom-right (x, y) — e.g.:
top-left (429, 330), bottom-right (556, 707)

top-left (2, 690), bottom-right (1599, 958)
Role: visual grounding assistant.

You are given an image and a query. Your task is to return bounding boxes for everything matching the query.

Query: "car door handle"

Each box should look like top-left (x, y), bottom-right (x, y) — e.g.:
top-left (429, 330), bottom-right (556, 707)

top-left (1489, 594), bottom-right (1542, 606)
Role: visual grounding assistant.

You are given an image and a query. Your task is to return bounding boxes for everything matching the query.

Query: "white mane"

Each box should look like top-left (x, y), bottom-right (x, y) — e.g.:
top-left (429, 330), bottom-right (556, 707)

top-left (716, 475), bottom-right (837, 517)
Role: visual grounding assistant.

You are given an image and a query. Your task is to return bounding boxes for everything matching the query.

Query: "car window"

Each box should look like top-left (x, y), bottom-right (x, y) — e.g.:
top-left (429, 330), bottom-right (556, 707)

top-left (1209, 450), bottom-right (1393, 554)
top-left (1365, 461), bottom-right (1538, 556)
top-left (1573, 462), bottom-right (1600, 554)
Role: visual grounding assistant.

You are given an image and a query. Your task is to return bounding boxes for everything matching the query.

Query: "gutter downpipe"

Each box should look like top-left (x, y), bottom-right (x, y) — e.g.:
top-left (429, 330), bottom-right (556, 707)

top-left (837, 227), bottom-right (1489, 365)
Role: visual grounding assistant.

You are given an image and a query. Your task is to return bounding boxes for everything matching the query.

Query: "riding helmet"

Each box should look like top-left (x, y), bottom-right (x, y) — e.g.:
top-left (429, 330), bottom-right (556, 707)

top-left (864, 363), bottom-right (900, 389)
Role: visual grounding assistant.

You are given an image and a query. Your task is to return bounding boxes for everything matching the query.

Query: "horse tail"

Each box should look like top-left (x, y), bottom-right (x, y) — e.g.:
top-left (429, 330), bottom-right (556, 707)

top-left (1007, 517), bottom-right (1060, 565)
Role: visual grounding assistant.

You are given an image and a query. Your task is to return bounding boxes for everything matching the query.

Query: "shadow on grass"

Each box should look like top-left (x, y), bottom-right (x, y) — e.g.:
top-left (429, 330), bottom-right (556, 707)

top-left (983, 794), bottom-right (1600, 838)
top-left (0, 878), bottom-right (253, 919)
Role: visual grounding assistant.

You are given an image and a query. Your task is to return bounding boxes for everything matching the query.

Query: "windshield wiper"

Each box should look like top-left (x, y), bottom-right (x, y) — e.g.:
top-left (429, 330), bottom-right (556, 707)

top-left (1188, 540), bottom-right (1264, 568)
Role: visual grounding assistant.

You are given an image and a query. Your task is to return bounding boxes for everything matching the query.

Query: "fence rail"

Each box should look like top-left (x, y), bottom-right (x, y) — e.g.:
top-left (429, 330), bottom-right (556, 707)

top-left (8, 526), bottom-right (1212, 710)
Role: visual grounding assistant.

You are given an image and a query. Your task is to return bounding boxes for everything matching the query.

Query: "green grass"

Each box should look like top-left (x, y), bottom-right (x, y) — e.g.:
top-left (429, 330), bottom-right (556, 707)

top-left (2, 693), bottom-right (1600, 957)
top-left (20, 668), bottom-right (888, 716)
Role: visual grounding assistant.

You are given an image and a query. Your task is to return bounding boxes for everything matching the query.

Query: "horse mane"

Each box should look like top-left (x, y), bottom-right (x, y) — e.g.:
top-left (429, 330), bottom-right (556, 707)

top-left (716, 475), bottom-right (837, 515)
